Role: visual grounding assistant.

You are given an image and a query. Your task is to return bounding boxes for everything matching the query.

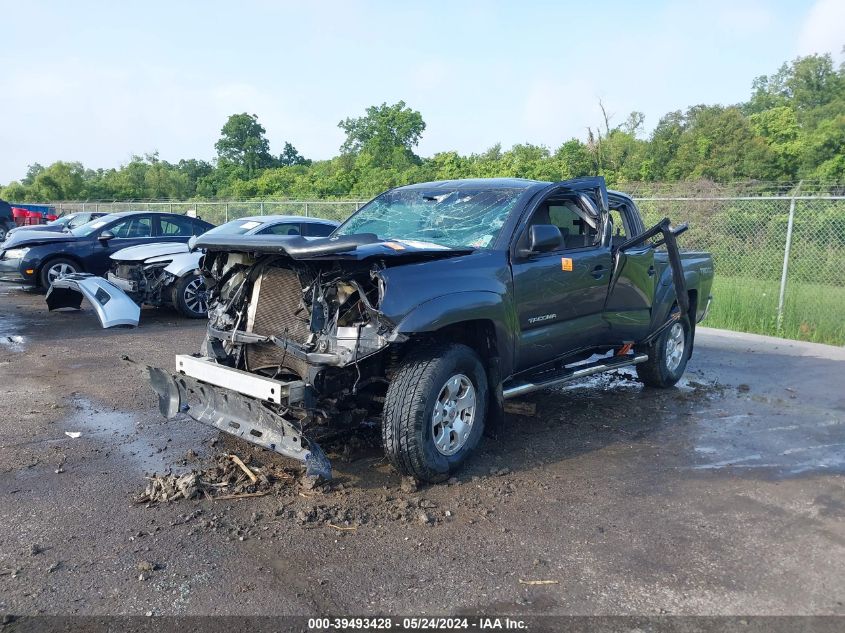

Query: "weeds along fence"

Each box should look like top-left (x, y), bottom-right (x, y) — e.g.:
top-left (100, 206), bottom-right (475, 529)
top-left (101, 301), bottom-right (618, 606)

top-left (51, 195), bottom-right (845, 345)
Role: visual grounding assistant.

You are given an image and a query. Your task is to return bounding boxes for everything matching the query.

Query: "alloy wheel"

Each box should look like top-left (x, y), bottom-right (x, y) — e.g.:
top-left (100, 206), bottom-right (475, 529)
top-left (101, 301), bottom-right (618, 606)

top-left (431, 373), bottom-right (477, 456)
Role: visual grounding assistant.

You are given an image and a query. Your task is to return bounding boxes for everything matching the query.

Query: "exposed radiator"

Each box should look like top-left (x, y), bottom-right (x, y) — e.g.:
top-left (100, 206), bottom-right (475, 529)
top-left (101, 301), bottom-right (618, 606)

top-left (245, 267), bottom-right (310, 375)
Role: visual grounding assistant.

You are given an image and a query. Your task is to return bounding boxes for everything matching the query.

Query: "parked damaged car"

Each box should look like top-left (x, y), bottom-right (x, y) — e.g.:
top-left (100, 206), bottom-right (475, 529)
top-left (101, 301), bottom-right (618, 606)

top-left (107, 216), bottom-right (339, 319)
top-left (148, 177), bottom-right (714, 483)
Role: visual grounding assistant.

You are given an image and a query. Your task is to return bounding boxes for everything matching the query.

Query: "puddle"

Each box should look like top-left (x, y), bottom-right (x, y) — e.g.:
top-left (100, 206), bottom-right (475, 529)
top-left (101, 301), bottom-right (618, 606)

top-left (526, 360), bottom-right (842, 479)
top-left (0, 316), bottom-right (27, 351)
top-left (689, 404), bottom-right (845, 477)
top-left (63, 397), bottom-right (187, 474)
top-left (0, 285), bottom-right (33, 351)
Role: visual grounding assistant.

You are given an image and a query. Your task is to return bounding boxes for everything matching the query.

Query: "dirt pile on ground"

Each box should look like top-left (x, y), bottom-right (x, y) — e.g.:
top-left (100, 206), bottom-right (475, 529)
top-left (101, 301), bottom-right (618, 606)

top-left (135, 452), bottom-right (298, 504)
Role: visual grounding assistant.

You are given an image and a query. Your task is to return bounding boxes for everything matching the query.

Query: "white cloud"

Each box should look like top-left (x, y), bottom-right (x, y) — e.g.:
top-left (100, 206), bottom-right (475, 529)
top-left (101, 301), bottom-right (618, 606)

top-left (797, 0), bottom-right (845, 58)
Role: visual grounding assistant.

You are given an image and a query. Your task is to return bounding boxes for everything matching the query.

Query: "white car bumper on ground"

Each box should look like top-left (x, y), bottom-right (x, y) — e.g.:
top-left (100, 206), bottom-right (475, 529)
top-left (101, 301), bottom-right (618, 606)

top-left (45, 273), bottom-right (141, 328)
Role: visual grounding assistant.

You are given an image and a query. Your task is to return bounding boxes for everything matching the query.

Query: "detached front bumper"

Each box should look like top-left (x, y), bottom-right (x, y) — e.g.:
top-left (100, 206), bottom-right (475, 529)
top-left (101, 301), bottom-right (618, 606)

top-left (45, 273), bottom-right (140, 328)
top-left (147, 355), bottom-right (331, 479)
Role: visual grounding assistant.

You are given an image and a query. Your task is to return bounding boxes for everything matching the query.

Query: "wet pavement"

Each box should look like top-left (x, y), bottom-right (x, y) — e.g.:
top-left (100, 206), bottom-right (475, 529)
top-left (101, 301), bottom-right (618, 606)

top-left (0, 282), bottom-right (843, 616)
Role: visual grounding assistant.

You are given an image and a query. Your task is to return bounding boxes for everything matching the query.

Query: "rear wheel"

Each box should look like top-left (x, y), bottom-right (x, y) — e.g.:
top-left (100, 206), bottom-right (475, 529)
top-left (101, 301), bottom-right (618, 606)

top-left (382, 343), bottom-right (487, 483)
top-left (174, 273), bottom-right (208, 319)
top-left (40, 258), bottom-right (79, 288)
top-left (636, 314), bottom-right (691, 388)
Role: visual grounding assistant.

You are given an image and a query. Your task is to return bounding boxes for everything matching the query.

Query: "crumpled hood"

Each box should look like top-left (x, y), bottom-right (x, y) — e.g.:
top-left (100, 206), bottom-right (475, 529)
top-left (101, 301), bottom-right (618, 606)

top-left (111, 242), bottom-right (189, 263)
top-left (194, 232), bottom-right (473, 264)
top-left (2, 230), bottom-right (77, 249)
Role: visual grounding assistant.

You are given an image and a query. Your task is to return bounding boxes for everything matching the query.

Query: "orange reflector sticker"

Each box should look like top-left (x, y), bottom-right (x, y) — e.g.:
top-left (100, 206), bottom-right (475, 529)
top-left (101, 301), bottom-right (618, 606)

top-left (561, 258), bottom-right (573, 271)
top-left (383, 241), bottom-right (405, 251)
top-left (25, 269), bottom-right (35, 275)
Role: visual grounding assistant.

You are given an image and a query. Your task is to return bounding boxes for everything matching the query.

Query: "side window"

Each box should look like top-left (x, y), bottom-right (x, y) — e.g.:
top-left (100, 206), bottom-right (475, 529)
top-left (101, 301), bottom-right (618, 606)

top-left (67, 215), bottom-right (89, 229)
top-left (258, 223), bottom-right (301, 236)
top-left (159, 216), bottom-right (197, 236)
top-left (609, 209), bottom-right (627, 240)
top-left (109, 216), bottom-right (152, 238)
top-left (303, 222), bottom-right (335, 237)
top-left (547, 201), bottom-right (598, 249)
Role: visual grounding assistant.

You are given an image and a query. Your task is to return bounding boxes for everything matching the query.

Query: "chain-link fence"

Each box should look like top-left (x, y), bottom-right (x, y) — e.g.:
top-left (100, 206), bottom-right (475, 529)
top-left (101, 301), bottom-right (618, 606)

top-left (637, 196), bottom-right (845, 345)
top-left (46, 194), bottom-right (845, 345)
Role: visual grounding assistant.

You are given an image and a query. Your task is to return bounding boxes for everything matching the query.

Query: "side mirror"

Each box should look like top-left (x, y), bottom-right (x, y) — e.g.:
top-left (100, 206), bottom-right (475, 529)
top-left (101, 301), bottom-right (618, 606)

top-left (527, 224), bottom-right (562, 254)
top-left (188, 236), bottom-right (198, 250)
top-left (98, 230), bottom-right (115, 243)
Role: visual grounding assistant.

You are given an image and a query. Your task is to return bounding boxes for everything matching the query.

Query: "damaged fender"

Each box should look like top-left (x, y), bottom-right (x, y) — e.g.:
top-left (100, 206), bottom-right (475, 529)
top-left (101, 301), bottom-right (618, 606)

top-left (46, 273), bottom-right (140, 328)
top-left (162, 251), bottom-right (203, 277)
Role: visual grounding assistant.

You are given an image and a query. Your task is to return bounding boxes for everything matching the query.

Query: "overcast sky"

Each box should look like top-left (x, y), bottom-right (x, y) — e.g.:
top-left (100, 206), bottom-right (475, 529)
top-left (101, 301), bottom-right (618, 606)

top-left (0, 0), bottom-right (842, 183)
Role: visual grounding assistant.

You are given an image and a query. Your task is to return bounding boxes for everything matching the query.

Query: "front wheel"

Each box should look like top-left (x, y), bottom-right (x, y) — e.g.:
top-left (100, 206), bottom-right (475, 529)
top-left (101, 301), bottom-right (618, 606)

top-left (382, 343), bottom-right (488, 483)
top-left (40, 258), bottom-right (80, 288)
top-left (173, 273), bottom-right (208, 319)
top-left (636, 315), bottom-right (691, 388)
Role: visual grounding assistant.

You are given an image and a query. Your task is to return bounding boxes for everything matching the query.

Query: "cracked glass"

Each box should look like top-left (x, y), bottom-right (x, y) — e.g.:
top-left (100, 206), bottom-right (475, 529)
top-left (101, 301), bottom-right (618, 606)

top-left (335, 188), bottom-right (524, 249)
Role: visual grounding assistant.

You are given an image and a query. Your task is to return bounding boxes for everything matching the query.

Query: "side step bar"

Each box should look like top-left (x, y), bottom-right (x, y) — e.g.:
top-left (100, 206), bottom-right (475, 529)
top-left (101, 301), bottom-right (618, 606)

top-left (502, 354), bottom-right (649, 399)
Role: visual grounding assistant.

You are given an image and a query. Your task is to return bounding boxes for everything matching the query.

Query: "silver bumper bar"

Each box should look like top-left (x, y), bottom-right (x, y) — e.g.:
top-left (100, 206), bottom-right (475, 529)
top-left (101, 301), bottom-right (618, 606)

top-left (147, 355), bottom-right (330, 479)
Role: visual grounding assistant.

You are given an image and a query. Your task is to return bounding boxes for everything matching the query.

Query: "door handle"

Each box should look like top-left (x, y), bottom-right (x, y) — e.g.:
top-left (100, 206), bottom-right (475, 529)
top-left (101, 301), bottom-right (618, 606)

top-left (591, 265), bottom-right (606, 279)
top-left (647, 265), bottom-right (655, 276)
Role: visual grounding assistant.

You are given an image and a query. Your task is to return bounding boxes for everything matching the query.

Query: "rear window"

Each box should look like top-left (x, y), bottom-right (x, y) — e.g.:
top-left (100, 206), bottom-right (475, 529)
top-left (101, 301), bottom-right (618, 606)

top-left (160, 216), bottom-right (201, 236)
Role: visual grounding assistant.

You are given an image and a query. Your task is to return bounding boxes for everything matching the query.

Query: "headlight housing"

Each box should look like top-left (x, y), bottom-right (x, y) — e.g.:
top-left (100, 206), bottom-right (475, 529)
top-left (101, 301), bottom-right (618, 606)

top-left (3, 247), bottom-right (30, 259)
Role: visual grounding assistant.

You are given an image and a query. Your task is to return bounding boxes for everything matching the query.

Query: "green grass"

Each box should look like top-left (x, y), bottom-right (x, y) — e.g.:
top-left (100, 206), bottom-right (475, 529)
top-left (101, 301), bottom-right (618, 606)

top-left (705, 276), bottom-right (845, 346)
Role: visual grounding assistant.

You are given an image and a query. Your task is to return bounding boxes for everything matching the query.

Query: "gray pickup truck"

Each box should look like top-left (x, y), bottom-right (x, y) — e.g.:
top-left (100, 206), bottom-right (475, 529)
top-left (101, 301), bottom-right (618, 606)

top-left (149, 177), bottom-right (714, 483)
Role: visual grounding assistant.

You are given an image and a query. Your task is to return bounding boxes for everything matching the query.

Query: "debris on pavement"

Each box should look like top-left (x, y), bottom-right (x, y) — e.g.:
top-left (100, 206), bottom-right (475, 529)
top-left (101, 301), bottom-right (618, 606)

top-left (134, 453), bottom-right (296, 504)
top-left (504, 401), bottom-right (537, 416)
top-left (136, 561), bottom-right (155, 572)
top-left (400, 476), bottom-right (419, 494)
top-left (228, 453), bottom-right (258, 483)
top-left (64, 431), bottom-right (81, 439)
top-left (518, 579), bottom-right (559, 585)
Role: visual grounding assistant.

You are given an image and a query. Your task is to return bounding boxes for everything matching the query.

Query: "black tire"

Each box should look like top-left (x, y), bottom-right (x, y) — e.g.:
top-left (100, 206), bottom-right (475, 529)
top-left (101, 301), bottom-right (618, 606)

top-left (636, 313), bottom-right (691, 388)
top-left (39, 258), bottom-right (80, 288)
top-left (173, 273), bottom-right (208, 319)
top-left (382, 343), bottom-right (488, 483)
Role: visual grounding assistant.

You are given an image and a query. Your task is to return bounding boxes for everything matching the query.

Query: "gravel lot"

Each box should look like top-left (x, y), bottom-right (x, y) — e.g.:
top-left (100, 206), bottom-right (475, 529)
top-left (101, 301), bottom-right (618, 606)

top-left (1, 282), bottom-right (843, 617)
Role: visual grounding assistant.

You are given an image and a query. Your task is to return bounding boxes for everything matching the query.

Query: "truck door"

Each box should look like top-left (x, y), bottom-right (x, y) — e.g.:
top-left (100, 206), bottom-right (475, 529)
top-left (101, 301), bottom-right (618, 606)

top-left (604, 244), bottom-right (655, 343)
top-left (511, 196), bottom-right (612, 372)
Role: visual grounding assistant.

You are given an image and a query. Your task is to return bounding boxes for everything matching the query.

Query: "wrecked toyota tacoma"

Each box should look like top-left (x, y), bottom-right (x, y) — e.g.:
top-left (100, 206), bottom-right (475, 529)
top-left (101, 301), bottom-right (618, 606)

top-left (148, 177), bottom-right (714, 482)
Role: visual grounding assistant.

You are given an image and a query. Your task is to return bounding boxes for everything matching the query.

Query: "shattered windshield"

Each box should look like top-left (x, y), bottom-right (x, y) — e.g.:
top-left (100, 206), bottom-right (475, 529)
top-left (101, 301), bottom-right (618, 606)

top-left (335, 188), bottom-right (524, 249)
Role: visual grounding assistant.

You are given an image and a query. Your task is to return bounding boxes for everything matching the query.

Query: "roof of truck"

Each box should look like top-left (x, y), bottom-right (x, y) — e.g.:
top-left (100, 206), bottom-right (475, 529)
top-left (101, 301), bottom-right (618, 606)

top-left (399, 178), bottom-right (544, 190)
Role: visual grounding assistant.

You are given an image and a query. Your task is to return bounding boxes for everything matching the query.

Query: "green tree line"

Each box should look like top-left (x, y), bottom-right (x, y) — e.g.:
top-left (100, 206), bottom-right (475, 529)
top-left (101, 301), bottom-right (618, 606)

top-left (2, 51), bottom-right (843, 203)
